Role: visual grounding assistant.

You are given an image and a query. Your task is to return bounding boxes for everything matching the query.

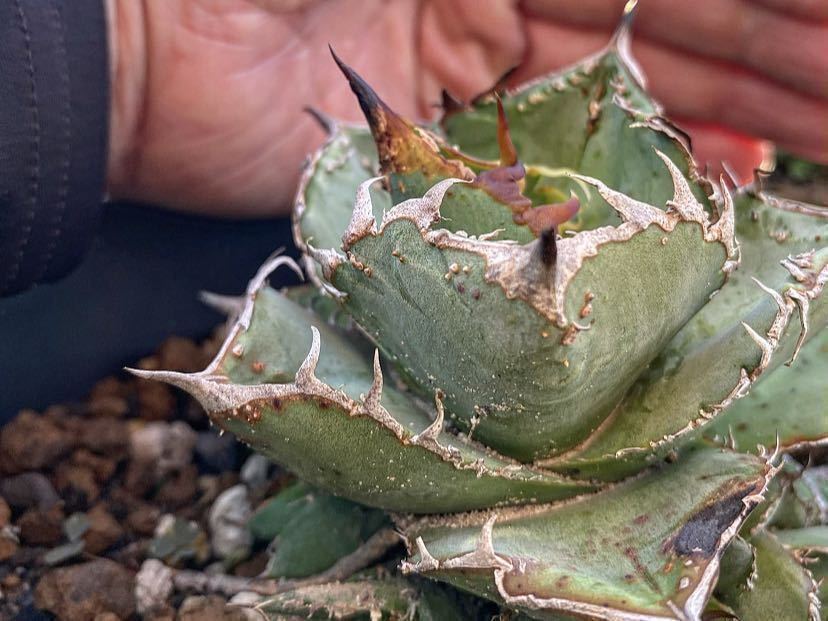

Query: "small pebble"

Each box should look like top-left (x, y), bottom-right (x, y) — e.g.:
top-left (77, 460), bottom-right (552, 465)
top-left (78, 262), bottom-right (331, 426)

top-left (240, 454), bottom-right (270, 490)
top-left (208, 485), bottom-right (252, 561)
top-left (135, 559), bottom-right (174, 616)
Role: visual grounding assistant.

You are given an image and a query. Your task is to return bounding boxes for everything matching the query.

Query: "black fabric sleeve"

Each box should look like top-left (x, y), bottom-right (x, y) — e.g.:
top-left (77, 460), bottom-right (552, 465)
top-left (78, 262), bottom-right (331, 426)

top-left (0, 0), bottom-right (109, 297)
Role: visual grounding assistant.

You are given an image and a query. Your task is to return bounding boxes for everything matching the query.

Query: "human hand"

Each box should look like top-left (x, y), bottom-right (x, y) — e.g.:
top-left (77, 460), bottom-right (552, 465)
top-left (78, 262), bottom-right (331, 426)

top-left (106, 0), bottom-right (828, 217)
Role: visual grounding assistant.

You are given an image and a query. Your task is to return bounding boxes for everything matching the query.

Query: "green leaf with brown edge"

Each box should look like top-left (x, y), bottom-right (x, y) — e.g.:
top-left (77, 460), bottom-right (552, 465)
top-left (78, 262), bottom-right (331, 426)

top-left (543, 192), bottom-right (828, 479)
top-left (131, 257), bottom-right (596, 513)
top-left (400, 445), bottom-right (771, 621)
top-left (714, 532), bottom-right (820, 621)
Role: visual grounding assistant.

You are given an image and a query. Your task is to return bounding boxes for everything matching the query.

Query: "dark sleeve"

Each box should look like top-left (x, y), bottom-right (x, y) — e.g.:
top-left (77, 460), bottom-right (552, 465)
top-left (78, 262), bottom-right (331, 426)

top-left (0, 0), bottom-right (109, 297)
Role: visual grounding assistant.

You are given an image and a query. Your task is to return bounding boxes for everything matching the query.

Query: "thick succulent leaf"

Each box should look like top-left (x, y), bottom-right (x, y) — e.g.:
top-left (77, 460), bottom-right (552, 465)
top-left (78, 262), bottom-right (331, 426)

top-left (256, 577), bottom-right (490, 620)
top-left (809, 554), bottom-right (828, 610)
top-left (333, 53), bottom-right (574, 243)
top-left (714, 532), bottom-right (821, 621)
top-left (774, 527), bottom-right (828, 553)
top-left (314, 157), bottom-right (734, 462)
top-left (248, 482), bottom-right (389, 579)
top-left (132, 258), bottom-right (595, 513)
top-left (440, 10), bottom-right (713, 232)
top-left (256, 579), bottom-right (417, 620)
top-left (544, 192), bottom-right (828, 478)
top-left (400, 446), bottom-right (771, 621)
top-left (714, 536), bottom-right (754, 595)
top-left (705, 328), bottom-right (828, 453)
top-left (249, 481), bottom-right (314, 542)
top-left (756, 464), bottom-right (828, 532)
top-left (295, 122), bottom-right (388, 252)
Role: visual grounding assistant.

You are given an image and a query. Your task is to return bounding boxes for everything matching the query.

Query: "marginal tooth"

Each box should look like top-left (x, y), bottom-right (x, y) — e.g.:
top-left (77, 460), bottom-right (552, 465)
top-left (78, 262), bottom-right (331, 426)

top-left (125, 368), bottom-right (240, 415)
top-left (295, 327), bottom-right (322, 386)
top-left (306, 242), bottom-right (345, 280)
top-left (238, 255), bottom-right (304, 331)
top-left (443, 514), bottom-right (513, 571)
top-left (247, 253), bottom-right (303, 297)
top-left (363, 349), bottom-right (384, 411)
top-left (412, 392), bottom-right (445, 445)
top-left (568, 173), bottom-right (672, 231)
top-left (741, 322), bottom-right (773, 367)
top-left (781, 255), bottom-right (811, 283)
top-left (751, 277), bottom-right (786, 313)
top-left (342, 176), bottom-right (382, 250)
top-left (609, 0), bottom-right (647, 88)
top-left (655, 150), bottom-right (705, 222)
top-left (785, 289), bottom-right (810, 366)
top-left (380, 178), bottom-right (468, 233)
top-left (709, 177), bottom-right (738, 261)
top-left (198, 291), bottom-right (244, 319)
top-left (303, 106), bottom-right (337, 135)
top-left (400, 537), bottom-right (440, 574)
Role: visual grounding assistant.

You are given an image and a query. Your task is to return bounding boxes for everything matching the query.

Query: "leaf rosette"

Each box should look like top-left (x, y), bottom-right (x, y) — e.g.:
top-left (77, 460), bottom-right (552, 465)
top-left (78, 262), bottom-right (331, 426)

top-left (135, 4), bottom-right (828, 619)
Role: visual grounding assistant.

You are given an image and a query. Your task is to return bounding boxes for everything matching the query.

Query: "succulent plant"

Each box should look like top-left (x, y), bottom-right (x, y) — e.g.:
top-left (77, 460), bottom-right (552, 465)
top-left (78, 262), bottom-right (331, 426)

top-left (135, 4), bottom-right (828, 619)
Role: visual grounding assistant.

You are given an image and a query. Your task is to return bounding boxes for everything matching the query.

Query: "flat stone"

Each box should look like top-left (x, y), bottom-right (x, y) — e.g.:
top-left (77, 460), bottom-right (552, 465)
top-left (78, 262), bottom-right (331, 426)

top-left (34, 559), bottom-right (136, 621)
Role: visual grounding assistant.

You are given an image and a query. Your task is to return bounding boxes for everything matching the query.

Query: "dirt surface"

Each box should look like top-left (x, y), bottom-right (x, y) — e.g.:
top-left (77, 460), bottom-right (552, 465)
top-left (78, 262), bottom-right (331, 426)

top-left (0, 330), bottom-right (289, 621)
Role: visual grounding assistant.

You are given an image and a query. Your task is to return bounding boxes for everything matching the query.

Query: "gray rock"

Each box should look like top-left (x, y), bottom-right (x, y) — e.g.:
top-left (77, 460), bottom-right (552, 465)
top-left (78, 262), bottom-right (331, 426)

top-left (208, 485), bottom-right (252, 561)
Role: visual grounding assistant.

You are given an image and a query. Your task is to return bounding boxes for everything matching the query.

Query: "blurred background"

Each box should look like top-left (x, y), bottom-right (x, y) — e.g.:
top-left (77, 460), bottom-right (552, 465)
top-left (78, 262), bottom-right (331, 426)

top-left (0, 205), bottom-right (298, 421)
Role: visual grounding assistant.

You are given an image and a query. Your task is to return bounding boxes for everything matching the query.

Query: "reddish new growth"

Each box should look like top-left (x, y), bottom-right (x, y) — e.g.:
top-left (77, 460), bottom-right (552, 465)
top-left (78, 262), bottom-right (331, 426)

top-left (474, 97), bottom-right (580, 256)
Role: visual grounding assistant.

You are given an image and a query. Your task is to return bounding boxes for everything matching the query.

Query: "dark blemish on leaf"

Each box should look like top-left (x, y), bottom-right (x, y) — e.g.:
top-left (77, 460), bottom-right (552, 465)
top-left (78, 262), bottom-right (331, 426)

top-left (271, 398), bottom-right (283, 411)
top-left (633, 514), bottom-right (649, 526)
top-left (456, 282), bottom-right (466, 294)
top-left (554, 576), bottom-right (570, 589)
top-left (472, 289), bottom-right (481, 300)
top-left (669, 487), bottom-right (755, 557)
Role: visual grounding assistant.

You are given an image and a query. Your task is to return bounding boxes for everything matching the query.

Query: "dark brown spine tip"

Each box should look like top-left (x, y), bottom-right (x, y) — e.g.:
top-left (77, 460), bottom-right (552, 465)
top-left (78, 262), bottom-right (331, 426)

top-left (495, 96), bottom-right (519, 167)
top-left (329, 45), bottom-right (385, 127)
top-left (539, 227), bottom-right (558, 268)
top-left (304, 106), bottom-right (336, 135)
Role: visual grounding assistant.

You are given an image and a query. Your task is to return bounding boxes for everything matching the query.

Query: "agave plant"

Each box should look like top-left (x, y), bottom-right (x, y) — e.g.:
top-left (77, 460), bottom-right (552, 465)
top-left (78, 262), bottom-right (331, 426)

top-left (135, 5), bottom-right (828, 620)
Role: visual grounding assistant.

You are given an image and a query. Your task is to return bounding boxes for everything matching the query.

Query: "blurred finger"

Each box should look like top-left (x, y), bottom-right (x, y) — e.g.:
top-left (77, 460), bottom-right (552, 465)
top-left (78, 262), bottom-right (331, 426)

top-left (677, 120), bottom-right (770, 185)
top-left (521, 0), bottom-right (828, 99)
top-left (752, 0), bottom-right (828, 21)
top-left (517, 19), bottom-right (828, 163)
